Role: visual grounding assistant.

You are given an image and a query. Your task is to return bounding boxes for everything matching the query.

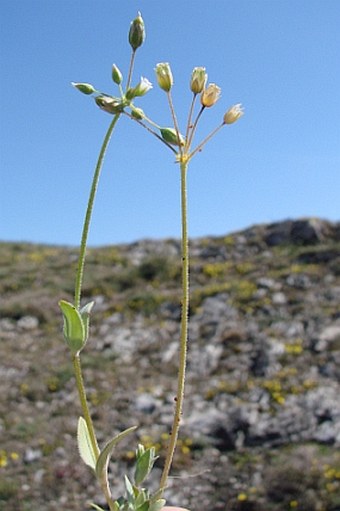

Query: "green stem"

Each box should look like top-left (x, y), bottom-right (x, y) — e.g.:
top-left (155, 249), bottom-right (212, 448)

top-left (159, 160), bottom-right (189, 492)
top-left (166, 91), bottom-right (183, 156)
top-left (184, 94), bottom-right (197, 152)
top-left (74, 114), bottom-right (120, 309)
top-left (72, 353), bottom-right (100, 459)
top-left (126, 50), bottom-right (136, 90)
top-left (73, 354), bottom-right (116, 511)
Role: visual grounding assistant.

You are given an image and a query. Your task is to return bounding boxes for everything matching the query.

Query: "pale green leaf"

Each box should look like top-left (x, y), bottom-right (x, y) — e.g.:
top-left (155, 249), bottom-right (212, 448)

top-left (77, 416), bottom-right (97, 470)
top-left (95, 425), bottom-right (137, 479)
top-left (59, 300), bottom-right (85, 354)
top-left (148, 499), bottom-right (166, 511)
top-left (80, 301), bottom-right (95, 344)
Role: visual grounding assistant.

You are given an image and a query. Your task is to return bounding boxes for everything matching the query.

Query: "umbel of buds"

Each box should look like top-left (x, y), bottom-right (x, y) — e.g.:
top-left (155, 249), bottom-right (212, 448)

top-left (223, 104), bottom-right (244, 124)
top-left (201, 83), bottom-right (221, 107)
top-left (190, 67), bottom-right (207, 94)
top-left (155, 63), bottom-right (173, 92)
top-left (129, 12), bottom-right (145, 51)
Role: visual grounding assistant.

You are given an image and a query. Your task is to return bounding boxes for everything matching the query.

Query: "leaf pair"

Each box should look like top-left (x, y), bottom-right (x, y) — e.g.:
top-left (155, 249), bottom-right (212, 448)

top-left (77, 416), bottom-right (137, 474)
top-left (59, 300), bottom-right (94, 354)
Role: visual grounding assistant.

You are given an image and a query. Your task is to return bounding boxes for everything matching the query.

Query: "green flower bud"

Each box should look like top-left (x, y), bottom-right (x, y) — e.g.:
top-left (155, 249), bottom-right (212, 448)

top-left (190, 67), bottom-right (207, 94)
top-left (72, 82), bottom-right (96, 95)
top-left (223, 103), bottom-right (244, 124)
top-left (130, 106), bottom-right (145, 120)
top-left (160, 127), bottom-right (185, 147)
top-left (95, 95), bottom-right (123, 114)
top-left (201, 83), bottom-right (221, 107)
top-left (112, 64), bottom-right (123, 85)
top-left (155, 62), bottom-right (173, 92)
top-left (129, 12), bottom-right (145, 51)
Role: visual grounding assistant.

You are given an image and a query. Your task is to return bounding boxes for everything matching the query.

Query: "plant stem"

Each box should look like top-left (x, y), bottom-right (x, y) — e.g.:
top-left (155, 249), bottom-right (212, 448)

top-left (166, 91), bottom-right (183, 156)
top-left (74, 114), bottom-right (120, 309)
top-left (160, 160), bottom-right (189, 492)
top-left (73, 353), bottom-right (116, 511)
top-left (72, 115), bottom-right (121, 510)
top-left (72, 353), bottom-right (100, 459)
top-left (126, 50), bottom-right (136, 91)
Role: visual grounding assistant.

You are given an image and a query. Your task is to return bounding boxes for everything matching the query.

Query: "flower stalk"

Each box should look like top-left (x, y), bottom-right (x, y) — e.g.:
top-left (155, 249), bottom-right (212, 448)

top-left (160, 160), bottom-right (189, 492)
top-left (74, 114), bottom-right (121, 310)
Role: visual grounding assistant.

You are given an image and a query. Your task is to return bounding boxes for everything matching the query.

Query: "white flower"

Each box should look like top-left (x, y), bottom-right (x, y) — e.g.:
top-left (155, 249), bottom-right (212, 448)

top-left (223, 104), bottom-right (244, 124)
top-left (201, 83), bottom-right (221, 107)
top-left (133, 76), bottom-right (153, 97)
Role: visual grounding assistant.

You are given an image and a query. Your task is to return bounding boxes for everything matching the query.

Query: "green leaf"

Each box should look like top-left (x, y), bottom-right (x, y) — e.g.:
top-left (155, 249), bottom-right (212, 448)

top-left (148, 499), bottom-right (166, 511)
top-left (95, 426), bottom-right (137, 479)
top-left (124, 475), bottom-right (135, 503)
top-left (135, 488), bottom-right (149, 508)
top-left (80, 301), bottom-right (95, 346)
top-left (59, 300), bottom-right (85, 354)
top-left (77, 416), bottom-right (97, 470)
top-left (134, 446), bottom-right (157, 486)
top-left (136, 502), bottom-right (150, 511)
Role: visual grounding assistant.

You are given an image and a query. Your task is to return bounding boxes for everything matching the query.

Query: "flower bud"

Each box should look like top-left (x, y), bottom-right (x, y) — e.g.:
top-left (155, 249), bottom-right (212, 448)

top-left (223, 104), bottom-right (244, 124)
top-left (126, 77), bottom-right (152, 100)
top-left (72, 82), bottom-right (96, 95)
top-left (200, 83), bottom-right (221, 107)
top-left (190, 67), bottom-right (207, 94)
top-left (95, 95), bottom-right (122, 114)
top-left (112, 64), bottom-right (123, 85)
top-left (129, 12), bottom-right (145, 51)
top-left (160, 127), bottom-right (185, 147)
top-left (130, 106), bottom-right (145, 120)
top-left (155, 63), bottom-right (173, 92)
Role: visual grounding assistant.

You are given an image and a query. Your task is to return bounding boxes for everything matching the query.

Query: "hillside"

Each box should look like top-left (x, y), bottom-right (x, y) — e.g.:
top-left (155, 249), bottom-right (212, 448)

top-left (0, 218), bottom-right (340, 511)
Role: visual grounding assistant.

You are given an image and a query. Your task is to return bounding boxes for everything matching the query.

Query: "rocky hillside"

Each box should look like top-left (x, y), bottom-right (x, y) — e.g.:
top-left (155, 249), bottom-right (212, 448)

top-left (0, 218), bottom-right (340, 511)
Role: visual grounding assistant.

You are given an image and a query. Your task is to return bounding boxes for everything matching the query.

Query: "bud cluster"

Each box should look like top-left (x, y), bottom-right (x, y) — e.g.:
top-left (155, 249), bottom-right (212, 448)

top-left (72, 12), bottom-right (244, 160)
top-left (152, 60), bottom-right (243, 159)
top-left (72, 13), bottom-right (151, 119)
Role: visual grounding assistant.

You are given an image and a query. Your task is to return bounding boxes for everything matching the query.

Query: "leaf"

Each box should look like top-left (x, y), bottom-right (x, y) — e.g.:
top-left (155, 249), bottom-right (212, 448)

top-left (95, 426), bottom-right (137, 479)
top-left (124, 475), bottom-right (135, 503)
top-left (77, 416), bottom-right (97, 470)
top-left (148, 499), bottom-right (166, 511)
top-left (136, 502), bottom-right (150, 511)
top-left (59, 300), bottom-right (85, 354)
top-left (134, 446), bottom-right (157, 486)
top-left (80, 301), bottom-right (95, 345)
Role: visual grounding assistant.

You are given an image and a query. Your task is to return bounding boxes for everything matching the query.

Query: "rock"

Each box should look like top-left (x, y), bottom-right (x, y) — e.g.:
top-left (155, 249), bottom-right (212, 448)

top-left (17, 315), bottom-right (39, 330)
top-left (134, 393), bottom-right (159, 414)
top-left (24, 448), bottom-right (42, 463)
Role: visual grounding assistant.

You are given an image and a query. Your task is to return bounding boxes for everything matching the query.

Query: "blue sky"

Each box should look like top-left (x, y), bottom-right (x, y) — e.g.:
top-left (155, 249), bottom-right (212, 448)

top-left (1, 0), bottom-right (339, 246)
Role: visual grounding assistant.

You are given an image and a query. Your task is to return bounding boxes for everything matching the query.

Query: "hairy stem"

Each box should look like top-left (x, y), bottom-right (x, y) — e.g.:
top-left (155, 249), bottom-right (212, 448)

top-left (73, 353), bottom-right (100, 459)
top-left (160, 160), bottom-right (189, 492)
top-left (74, 114), bottom-right (120, 309)
top-left (73, 354), bottom-right (116, 510)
